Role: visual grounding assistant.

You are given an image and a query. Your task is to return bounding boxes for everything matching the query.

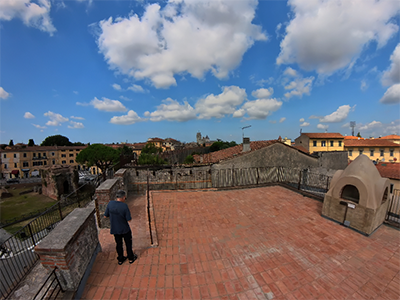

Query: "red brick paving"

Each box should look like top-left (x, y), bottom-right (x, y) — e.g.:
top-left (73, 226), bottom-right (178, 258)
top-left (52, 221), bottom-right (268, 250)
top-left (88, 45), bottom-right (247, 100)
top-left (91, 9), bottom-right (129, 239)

top-left (82, 186), bottom-right (400, 299)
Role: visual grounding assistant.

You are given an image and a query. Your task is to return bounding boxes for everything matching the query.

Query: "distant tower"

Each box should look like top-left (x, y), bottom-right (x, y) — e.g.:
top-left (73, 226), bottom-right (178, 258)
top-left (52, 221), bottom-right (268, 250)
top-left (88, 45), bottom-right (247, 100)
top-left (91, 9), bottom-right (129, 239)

top-left (350, 121), bottom-right (356, 136)
top-left (196, 132), bottom-right (202, 144)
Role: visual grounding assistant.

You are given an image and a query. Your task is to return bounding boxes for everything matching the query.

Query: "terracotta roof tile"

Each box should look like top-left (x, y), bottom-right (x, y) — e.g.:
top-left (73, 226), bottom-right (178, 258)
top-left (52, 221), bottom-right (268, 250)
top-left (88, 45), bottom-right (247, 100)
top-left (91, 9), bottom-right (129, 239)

top-left (302, 132), bottom-right (344, 139)
top-left (344, 139), bottom-right (400, 147)
top-left (293, 145), bottom-right (310, 154)
top-left (380, 134), bottom-right (400, 140)
top-left (344, 136), bottom-right (365, 140)
top-left (376, 162), bottom-right (400, 180)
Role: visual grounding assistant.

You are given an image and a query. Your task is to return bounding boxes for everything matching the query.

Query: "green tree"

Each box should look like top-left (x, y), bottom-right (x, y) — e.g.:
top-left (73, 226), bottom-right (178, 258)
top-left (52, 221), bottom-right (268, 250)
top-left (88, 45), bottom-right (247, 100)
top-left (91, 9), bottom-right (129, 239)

top-left (72, 142), bottom-right (85, 146)
top-left (28, 139), bottom-right (35, 146)
top-left (41, 135), bottom-right (72, 146)
top-left (9, 140), bottom-right (14, 146)
top-left (138, 143), bottom-right (166, 165)
top-left (209, 140), bottom-right (237, 152)
top-left (75, 144), bottom-right (119, 180)
top-left (183, 155), bottom-right (195, 164)
top-left (356, 132), bottom-right (362, 138)
top-left (118, 145), bottom-right (133, 156)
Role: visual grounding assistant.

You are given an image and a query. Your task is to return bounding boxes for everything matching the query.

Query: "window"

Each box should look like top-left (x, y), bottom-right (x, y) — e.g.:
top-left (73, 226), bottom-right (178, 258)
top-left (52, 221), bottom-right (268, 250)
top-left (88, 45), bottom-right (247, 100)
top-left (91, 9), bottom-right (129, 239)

top-left (313, 141), bottom-right (317, 147)
top-left (62, 160), bottom-right (66, 164)
top-left (380, 149), bottom-right (384, 156)
top-left (4, 164), bottom-right (7, 169)
top-left (44, 161), bottom-right (47, 165)
top-left (14, 154), bottom-right (16, 158)
top-left (370, 149), bottom-right (374, 157)
top-left (23, 162), bottom-right (29, 167)
top-left (52, 160), bottom-right (55, 165)
top-left (23, 153), bottom-right (27, 157)
top-left (321, 141), bottom-right (326, 147)
top-left (61, 154), bottom-right (66, 158)
top-left (330, 141), bottom-right (334, 147)
top-left (390, 184), bottom-right (394, 194)
top-left (359, 149), bottom-right (363, 155)
top-left (70, 160), bottom-right (74, 163)
top-left (43, 153), bottom-right (46, 157)
top-left (3, 154), bottom-right (5, 158)
top-left (349, 150), bottom-right (353, 156)
top-left (14, 163), bottom-right (17, 168)
top-left (390, 149), bottom-right (394, 157)
top-left (69, 153), bottom-right (74, 157)
top-left (51, 152), bottom-right (55, 156)
top-left (339, 141), bottom-right (342, 147)
top-left (33, 153), bottom-right (36, 157)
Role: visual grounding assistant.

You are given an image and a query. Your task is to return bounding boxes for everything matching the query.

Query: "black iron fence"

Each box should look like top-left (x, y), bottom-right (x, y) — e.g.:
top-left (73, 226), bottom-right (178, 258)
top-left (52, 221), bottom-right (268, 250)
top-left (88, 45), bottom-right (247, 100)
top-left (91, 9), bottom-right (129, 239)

top-left (33, 267), bottom-right (64, 300)
top-left (386, 189), bottom-right (400, 226)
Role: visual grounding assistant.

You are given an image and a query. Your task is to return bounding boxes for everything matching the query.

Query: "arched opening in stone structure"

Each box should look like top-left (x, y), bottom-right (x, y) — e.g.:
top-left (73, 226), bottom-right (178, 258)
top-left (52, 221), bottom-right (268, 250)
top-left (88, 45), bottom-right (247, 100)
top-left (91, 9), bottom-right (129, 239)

top-left (341, 184), bottom-right (360, 203)
top-left (63, 180), bottom-right (70, 195)
top-left (381, 187), bottom-right (388, 204)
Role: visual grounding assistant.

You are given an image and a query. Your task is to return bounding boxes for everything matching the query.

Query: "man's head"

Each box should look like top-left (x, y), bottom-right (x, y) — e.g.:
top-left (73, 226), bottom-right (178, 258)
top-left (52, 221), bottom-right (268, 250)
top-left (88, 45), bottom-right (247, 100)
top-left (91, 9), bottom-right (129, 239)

top-left (116, 190), bottom-right (126, 201)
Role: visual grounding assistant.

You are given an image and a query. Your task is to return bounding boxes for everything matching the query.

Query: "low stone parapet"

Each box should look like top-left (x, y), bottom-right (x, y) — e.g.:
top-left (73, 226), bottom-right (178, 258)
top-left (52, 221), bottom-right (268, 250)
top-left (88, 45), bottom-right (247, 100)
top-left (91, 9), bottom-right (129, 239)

top-left (35, 202), bottom-right (99, 291)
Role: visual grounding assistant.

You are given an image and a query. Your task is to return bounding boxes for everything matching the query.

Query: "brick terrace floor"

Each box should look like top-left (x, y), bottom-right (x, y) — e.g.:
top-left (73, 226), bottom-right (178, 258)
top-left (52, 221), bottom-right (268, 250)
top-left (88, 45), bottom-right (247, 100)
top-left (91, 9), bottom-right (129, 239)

top-left (82, 186), bottom-right (400, 300)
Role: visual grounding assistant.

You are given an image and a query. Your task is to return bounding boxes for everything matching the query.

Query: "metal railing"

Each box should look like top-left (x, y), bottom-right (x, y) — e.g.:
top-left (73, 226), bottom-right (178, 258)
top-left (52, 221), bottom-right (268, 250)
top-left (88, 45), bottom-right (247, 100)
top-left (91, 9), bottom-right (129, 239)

top-left (386, 189), bottom-right (400, 226)
top-left (33, 268), bottom-right (64, 300)
top-left (0, 180), bottom-right (102, 300)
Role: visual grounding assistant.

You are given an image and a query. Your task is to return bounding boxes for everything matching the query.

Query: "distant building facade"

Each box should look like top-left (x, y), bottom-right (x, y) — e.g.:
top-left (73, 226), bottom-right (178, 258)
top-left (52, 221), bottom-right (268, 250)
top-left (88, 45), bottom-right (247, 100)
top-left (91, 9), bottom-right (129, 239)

top-left (196, 132), bottom-right (210, 145)
top-left (0, 145), bottom-right (86, 179)
top-left (295, 133), bottom-right (345, 153)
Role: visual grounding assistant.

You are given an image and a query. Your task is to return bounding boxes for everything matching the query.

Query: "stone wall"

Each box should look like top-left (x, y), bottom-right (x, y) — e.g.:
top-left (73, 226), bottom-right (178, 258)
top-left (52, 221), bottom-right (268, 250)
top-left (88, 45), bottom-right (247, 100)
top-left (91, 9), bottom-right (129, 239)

top-left (314, 151), bottom-right (349, 171)
top-left (41, 165), bottom-right (79, 200)
top-left (35, 203), bottom-right (99, 291)
top-left (213, 143), bottom-right (320, 170)
top-left (94, 178), bottom-right (124, 228)
top-left (126, 166), bottom-right (212, 194)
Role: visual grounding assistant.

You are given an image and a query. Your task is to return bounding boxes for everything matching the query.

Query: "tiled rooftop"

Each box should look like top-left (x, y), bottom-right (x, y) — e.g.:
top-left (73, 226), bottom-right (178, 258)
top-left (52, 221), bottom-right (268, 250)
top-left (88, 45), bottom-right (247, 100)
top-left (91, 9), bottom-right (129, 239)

top-left (375, 162), bottom-right (400, 180)
top-left (344, 139), bottom-right (400, 147)
top-left (302, 133), bottom-right (344, 139)
top-left (82, 186), bottom-right (400, 300)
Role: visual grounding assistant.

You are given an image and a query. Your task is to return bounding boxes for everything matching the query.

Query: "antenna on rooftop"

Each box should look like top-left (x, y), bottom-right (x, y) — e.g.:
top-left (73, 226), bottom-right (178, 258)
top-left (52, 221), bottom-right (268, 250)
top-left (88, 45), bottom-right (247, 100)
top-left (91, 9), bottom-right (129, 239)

top-left (350, 121), bottom-right (356, 136)
top-left (242, 125), bottom-right (251, 140)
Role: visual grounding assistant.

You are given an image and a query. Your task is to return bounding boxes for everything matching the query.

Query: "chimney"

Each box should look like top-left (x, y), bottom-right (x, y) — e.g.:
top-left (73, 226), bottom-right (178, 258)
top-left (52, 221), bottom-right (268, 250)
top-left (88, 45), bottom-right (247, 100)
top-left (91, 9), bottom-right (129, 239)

top-left (243, 137), bottom-right (251, 152)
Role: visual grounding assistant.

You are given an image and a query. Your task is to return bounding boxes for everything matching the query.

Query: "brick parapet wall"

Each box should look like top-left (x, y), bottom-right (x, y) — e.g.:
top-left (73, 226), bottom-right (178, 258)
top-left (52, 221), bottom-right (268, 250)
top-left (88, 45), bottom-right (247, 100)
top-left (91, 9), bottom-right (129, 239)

top-left (35, 203), bottom-right (99, 291)
top-left (95, 178), bottom-right (123, 228)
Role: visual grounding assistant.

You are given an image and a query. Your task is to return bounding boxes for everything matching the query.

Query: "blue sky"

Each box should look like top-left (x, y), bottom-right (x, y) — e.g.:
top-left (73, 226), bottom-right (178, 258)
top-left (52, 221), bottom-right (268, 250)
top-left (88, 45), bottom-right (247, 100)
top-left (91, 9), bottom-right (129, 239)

top-left (1, 0), bottom-right (399, 145)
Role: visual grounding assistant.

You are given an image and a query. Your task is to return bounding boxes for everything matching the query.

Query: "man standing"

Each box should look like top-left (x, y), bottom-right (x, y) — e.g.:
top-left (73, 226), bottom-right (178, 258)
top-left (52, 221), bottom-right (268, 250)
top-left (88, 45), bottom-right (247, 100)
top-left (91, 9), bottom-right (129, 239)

top-left (104, 190), bottom-right (137, 265)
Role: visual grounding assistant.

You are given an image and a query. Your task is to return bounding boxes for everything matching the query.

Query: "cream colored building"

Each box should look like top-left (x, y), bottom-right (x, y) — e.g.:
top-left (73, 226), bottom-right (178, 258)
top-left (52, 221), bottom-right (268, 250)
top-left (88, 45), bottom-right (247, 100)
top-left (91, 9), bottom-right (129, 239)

top-left (344, 139), bottom-right (400, 163)
top-left (1, 146), bottom-right (86, 179)
top-left (294, 132), bottom-right (344, 153)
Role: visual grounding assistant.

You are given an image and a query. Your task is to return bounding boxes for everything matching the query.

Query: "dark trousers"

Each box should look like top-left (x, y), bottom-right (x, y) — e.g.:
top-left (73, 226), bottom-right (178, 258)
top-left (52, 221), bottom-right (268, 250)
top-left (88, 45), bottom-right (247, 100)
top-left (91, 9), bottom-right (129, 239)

top-left (114, 230), bottom-right (135, 262)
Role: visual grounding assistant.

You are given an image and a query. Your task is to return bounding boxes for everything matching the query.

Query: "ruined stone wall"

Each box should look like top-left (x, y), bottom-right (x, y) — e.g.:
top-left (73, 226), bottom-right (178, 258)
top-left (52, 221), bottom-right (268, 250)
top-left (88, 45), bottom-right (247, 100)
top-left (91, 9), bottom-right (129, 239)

top-left (126, 166), bottom-right (212, 194)
top-left (41, 165), bottom-right (79, 200)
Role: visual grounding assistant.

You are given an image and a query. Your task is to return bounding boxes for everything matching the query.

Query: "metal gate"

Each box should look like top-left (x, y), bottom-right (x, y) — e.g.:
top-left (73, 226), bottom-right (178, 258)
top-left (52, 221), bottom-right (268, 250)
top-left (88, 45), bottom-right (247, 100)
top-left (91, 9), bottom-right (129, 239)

top-left (386, 189), bottom-right (400, 226)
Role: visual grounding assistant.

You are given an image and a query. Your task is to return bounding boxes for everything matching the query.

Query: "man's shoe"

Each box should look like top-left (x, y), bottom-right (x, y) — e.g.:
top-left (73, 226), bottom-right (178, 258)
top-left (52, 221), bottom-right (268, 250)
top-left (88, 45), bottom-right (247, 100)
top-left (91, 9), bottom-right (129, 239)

top-left (118, 257), bottom-right (127, 265)
top-left (129, 253), bottom-right (138, 264)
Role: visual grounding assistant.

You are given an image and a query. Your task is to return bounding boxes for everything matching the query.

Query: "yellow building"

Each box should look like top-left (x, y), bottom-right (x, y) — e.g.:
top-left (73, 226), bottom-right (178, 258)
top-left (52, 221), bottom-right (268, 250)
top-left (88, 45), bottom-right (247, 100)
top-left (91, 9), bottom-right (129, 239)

top-left (147, 138), bottom-right (166, 151)
top-left (344, 139), bottom-right (400, 163)
top-left (294, 132), bottom-right (344, 153)
top-left (0, 146), bottom-right (86, 179)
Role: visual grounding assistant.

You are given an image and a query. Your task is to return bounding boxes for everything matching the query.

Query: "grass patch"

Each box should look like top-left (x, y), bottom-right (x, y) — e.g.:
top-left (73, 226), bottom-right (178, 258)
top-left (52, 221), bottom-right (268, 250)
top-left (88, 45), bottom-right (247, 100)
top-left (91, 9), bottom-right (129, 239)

top-left (0, 186), bottom-right (57, 222)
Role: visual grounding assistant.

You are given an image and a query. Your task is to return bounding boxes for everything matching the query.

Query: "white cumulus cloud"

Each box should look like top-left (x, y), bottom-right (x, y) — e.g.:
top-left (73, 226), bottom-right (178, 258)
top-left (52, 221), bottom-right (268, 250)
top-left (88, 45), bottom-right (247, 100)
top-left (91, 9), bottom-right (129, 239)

top-left (112, 83), bottom-right (122, 91)
top-left (279, 117), bottom-right (286, 123)
top-left (282, 67), bottom-right (314, 99)
top-left (0, 0), bottom-right (56, 35)
top-left (44, 111), bottom-right (69, 126)
top-left (196, 86), bottom-right (247, 119)
top-left (110, 110), bottom-right (143, 125)
top-left (68, 121), bottom-right (84, 129)
top-left (96, 0), bottom-right (267, 88)
top-left (128, 84), bottom-right (145, 93)
top-left (251, 87), bottom-right (274, 99)
top-left (317, 124), bottom-right (329, 130)
top-left (145, 98), bottom-right (196, 122)
top-left (90, 97), bottom-right (127, 112)
top-left (32, 124), bottom-right (46, 130)
top-left (277, 0), bottom-right (399, 75)
top-left (234, 99), bottom-right (282, 120)
top-left (380, 84), bottom-right (400, 104)
top-left (300, 122), bottom-right (310, 127)
top-left (311, 105), bottom-right (354, 123)
top-left (0, 87), bottom-right (10, 99)
top-left (382, 44), bottom-right (400, 86)
top-left (70, 116), bottom-right (85, 120)
top-left (24, 112), bottom-right (35, 119)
